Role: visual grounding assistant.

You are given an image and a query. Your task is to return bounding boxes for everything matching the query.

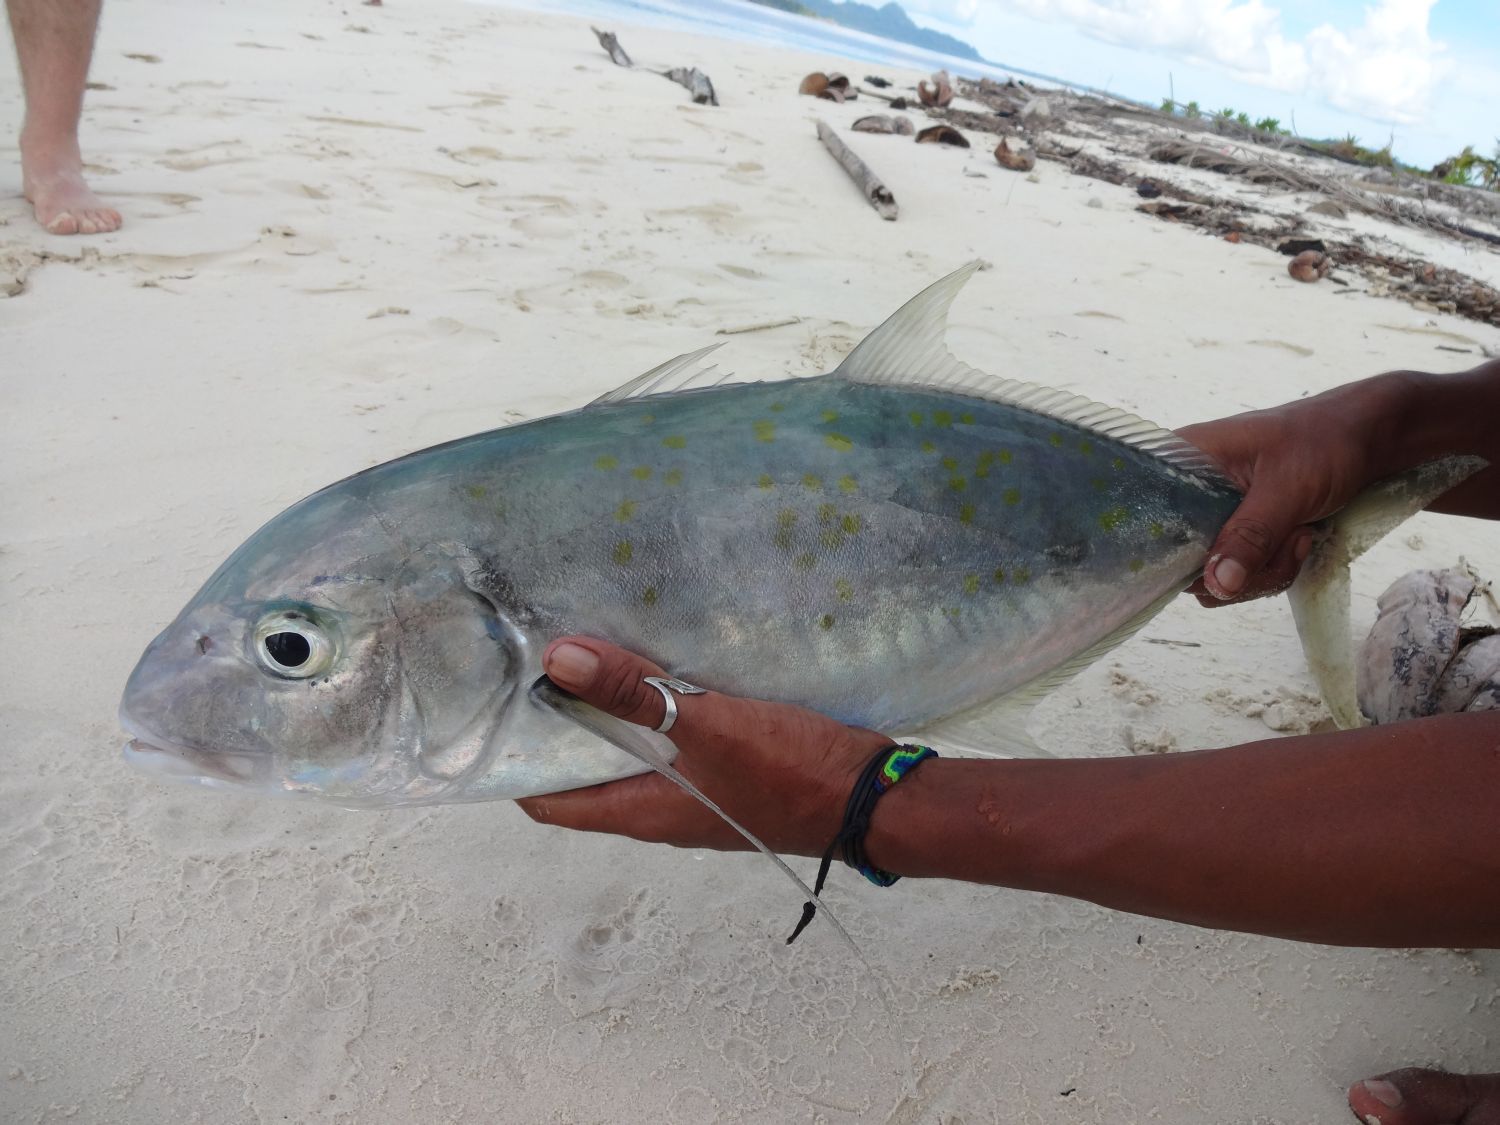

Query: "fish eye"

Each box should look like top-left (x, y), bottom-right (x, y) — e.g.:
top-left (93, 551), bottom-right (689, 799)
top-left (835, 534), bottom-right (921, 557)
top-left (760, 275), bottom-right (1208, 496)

top-left (253, 611), bottom-right (334, 680)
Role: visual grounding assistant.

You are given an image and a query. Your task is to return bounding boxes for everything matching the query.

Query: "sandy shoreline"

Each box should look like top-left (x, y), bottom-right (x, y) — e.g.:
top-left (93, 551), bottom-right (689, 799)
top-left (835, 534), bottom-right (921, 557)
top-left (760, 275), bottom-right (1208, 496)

top-left (4, 0), bottom-right (1500, 1121)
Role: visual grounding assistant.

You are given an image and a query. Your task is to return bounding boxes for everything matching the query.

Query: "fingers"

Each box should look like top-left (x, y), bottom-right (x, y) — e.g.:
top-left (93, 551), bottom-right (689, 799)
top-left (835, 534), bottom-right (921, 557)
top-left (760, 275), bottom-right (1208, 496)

top-left (516, 772), bottom-right (740, 848)
top-left (1192, 525), bottom-right (1314, 606)
top-left (543, 638), bottom-right (676, 731)
top-left (1201, 493), bottom-right (1316, 602)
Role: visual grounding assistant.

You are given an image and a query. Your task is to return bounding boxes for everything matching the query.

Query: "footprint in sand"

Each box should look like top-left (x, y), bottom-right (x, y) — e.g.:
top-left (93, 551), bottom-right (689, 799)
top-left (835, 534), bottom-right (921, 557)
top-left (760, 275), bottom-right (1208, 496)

top-left (1247, 339), bottom-right (1314, 357)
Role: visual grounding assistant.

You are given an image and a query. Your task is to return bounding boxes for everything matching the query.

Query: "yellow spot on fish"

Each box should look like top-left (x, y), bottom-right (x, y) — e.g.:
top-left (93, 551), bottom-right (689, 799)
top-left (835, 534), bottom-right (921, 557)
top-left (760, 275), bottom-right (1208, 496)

top-left (1003, 487), bottom-right (1021, 505)
top-left (1049, 434), bottom-right (1063, 448)
top-left (1128, 558), bottom-right (1145, 572)
top-left (820, 529), bottom-right (844, 549)
top-left (753, 419), bottom-right (776, 443)
top-left (778, 509), bottom-right (798, 529)
top-left (1091, 477), bottom-right (1107, 492)
top-left (612, 541), bottom-right (633, 565)
top-left (949, 477), bottom-right (967, 492)
top-left (920, 441), bottom-right (937, 454)
top-left (993, 567), bottom-right (1005, 584)
top-left (770, 402), bottom-right (785, 413)
top-left (933, 410), bottom-right (953, 427)
top-left (773, 528), bottom-right (794, 550)
top-left (757, 473), bottom-right (775, 490)
top-left (837, 474), bottom-right (857, 493)
top-left (998, 449), bottom-right (1013, 464)
top-left (632, 465), bottom-right (653, 481)
top-left (662, 435), bottom-right (686, 449)
top-left (818, 503), bottom-right (837, 526)
top-left (1098, 506), bottom-right (1128, 532)
top-left (909, 411), bottom-right (924, 427)
top-left (959, 503), bottom-right (975, 525)
top-left (663, 468), bottom-right (683, 486)
top-left (1112, 457), bottom-right (1125, 471)
top-left (641, 414), bottom-right (655, 424)
top-left (963, 574), bottom-right (980, 595)
top-left (941, 456), bottom-right (959, 472)
top-left (840, 513), bottom-right (861, 534)
top-left (465, 484), bottom-right (487, 499)
top-left (960, 412), bottom-right (975, 425)
top-left (821, 410), bottom-right (839, 424)
top-left (825, 433), bottom-right (854, 452)
top-left (1077, 439), bottom-right (1094, 456)
top-left (802, 473), bottom-right (822, 491)
top-left (819, 613), bottom-right (834, 630)
top-left (943, 607), bottom-right (960, 619)
top-left (835, 578), bottom-right (853, 602)
top-left (614, 500), bottom-right (637, 522)
top-left (795, 552), bottom-right (816, 570)
top-left (595, 455), bottom-right (618, 471)
top-left (642, 586), bottom-right (659, 606)
top-left (1013, 566), bottom-right (1031, 584)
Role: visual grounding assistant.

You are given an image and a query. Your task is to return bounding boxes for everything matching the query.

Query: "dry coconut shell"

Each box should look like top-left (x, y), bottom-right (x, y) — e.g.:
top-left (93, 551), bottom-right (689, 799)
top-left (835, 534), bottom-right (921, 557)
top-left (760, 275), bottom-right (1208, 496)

top-left (993, 137), bottom-right (1035, 171)
top-left (915, 124), bottom-right (969, 148)
top-left (852, 114), bottom-right (914, 135)
top-left (917, 69), bottom-right (954, 108)
top-left (798, 72), bottom-right (828, 96)
top-left (1288, 249), bottom-right (1330, 282)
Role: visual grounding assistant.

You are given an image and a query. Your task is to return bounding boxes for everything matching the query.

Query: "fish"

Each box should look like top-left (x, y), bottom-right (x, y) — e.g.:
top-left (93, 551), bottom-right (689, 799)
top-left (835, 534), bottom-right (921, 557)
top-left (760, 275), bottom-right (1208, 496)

top-left (120, 264), bottom-right (1480, 813)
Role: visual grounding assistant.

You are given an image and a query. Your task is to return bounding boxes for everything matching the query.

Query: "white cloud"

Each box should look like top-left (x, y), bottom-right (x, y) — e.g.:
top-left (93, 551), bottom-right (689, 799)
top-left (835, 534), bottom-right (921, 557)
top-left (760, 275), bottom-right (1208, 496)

top-left (950, 0), bottom-right (1448, 124)
top-left (1304, 0), bottom-right (1447, 124)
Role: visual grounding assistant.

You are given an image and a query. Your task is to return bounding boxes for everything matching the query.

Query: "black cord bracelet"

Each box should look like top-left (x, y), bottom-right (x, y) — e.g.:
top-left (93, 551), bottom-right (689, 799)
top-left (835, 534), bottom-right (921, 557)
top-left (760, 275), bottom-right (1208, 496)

top-left (786, 743), bottom-right (938, 944)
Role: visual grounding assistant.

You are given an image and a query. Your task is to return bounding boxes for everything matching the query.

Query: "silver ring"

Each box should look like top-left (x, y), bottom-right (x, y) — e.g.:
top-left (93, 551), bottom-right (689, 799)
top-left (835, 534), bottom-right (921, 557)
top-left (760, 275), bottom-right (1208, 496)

top-left (643, 675), bottom-right (706, 733)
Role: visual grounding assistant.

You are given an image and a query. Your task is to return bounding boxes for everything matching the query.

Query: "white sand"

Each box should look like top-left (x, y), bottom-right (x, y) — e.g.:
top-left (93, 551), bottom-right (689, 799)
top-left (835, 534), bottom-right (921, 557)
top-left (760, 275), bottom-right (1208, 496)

top-left (4, 0), bottom-right (1499, 1120)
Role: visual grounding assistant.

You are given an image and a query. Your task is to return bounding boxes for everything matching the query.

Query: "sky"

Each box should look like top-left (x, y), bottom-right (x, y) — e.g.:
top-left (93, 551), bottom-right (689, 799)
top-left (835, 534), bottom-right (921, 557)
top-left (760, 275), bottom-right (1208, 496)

top-left (899, 0), bottom-right (1499, 169)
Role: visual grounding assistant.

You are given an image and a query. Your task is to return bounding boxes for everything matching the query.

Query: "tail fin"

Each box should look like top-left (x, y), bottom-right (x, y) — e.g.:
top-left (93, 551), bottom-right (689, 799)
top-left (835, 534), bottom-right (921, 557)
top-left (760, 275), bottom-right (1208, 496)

top-left (1290, 456), bottom-right (1487, 728)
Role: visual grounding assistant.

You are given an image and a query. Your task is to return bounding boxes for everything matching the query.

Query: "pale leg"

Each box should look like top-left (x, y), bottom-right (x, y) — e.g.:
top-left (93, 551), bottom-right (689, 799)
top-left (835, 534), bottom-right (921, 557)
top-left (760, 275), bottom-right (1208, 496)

top-left (6, 0), bottom-right (122, 234)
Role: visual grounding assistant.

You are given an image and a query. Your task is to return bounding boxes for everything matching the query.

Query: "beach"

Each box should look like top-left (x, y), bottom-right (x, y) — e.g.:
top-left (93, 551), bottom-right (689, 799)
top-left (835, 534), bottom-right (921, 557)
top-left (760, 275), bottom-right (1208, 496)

top-left (3, 0), bottom-right (1500, 1121)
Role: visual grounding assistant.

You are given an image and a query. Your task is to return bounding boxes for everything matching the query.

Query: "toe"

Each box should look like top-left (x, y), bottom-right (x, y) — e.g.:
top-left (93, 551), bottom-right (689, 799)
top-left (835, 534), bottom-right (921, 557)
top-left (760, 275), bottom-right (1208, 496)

top-left (44, 210), bottom-right (81, 235)
top-left (1348, 1068), bottom-right (1500, 1125)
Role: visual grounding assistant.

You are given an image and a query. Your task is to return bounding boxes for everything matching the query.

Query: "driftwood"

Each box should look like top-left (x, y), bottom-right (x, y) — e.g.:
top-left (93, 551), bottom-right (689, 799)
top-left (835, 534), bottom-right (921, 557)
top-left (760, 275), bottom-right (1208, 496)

top-left (589, 28), bottom-right (716, 106)
top-left (590, 26), bottom-right (631, 67)
top-left (664, 66), bottom-right (718, 106)
top-left (816, 120), bottom-right (897, 221)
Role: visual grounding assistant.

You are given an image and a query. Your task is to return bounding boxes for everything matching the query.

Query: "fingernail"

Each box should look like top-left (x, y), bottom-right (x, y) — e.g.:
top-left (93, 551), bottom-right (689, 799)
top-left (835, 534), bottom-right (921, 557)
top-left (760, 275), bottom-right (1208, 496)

top-left (1210, 555), bottom-right (1246, 598)
top-left (1361, 1079), bottom-right (1402, 1109)
top-left (547, 642), bottom-right (599, 689)
top-left (1295, 533), bottom-right (1313, 562)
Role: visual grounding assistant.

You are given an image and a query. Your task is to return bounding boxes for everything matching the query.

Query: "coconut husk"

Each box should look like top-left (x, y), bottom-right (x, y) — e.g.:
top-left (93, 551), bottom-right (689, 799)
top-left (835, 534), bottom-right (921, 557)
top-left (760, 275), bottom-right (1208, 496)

top-left (994, 137), bottom-right (1035, 172)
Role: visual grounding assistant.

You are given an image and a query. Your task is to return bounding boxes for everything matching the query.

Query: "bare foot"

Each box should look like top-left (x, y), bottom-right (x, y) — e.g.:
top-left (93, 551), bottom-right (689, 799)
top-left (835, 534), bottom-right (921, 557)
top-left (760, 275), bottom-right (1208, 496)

top-left (1349, 1068), bottom-right (1500, 1125)
top-left (19, 135), bottom-right (121, 235)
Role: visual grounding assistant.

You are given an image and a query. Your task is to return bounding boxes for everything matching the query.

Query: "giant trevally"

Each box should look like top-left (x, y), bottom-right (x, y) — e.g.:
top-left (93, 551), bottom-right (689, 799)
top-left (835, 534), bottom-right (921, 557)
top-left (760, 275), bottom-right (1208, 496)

top-left (119, 264), bottom-right (1478, 813)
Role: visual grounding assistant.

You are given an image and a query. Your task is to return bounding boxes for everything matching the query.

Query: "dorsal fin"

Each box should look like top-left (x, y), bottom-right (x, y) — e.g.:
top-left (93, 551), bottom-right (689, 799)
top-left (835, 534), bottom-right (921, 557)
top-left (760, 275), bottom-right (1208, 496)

top-left (833, 263), bottom-right (1233, 486)
top-left (589, 342), bottom-right (736, 406)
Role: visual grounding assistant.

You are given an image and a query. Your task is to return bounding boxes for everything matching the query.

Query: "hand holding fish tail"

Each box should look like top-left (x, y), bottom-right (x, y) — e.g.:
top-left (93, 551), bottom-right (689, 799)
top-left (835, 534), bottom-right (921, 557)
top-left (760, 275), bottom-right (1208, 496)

top-left (1180, 360), bottom-right (1500, 607)
top-left (517, 638), bottom-right (891, 856)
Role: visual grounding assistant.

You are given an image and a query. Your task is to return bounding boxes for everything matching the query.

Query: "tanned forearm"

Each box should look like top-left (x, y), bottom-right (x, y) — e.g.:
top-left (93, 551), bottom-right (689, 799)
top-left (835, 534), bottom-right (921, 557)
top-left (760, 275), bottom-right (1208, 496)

top-left (865, 711), bottom-right (1500, 948)
top-left (1374, 360), bottom-right (1500, 519)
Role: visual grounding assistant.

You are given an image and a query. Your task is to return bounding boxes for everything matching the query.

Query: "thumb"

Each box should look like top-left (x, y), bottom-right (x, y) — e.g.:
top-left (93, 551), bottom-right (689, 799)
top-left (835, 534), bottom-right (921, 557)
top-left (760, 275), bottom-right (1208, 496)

top-left (1202, 494), bottom-right (1314, 602)
top-left (543, 637), bottom-right (682, 732)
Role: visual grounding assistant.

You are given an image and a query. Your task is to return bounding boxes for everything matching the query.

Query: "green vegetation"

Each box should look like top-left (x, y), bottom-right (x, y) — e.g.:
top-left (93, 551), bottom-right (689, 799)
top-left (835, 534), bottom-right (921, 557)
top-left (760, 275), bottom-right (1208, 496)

top-left (1160, 93), bottom-right (1495, 189)
top-left (1433, 144), bottom-right (1500, 189)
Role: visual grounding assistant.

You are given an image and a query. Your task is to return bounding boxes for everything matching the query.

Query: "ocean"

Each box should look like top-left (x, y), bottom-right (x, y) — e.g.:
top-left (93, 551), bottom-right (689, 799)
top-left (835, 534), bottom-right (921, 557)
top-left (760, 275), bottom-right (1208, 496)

top-left (489, 0), bottom-right (1082, 92)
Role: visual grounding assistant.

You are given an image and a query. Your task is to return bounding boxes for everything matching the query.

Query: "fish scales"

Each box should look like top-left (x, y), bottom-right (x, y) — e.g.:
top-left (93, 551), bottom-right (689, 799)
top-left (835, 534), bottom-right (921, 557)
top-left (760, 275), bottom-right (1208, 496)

top-left (366, 378), bottom-right (1239, 729)
top-left (123, 265), bottom-right (1469, 809)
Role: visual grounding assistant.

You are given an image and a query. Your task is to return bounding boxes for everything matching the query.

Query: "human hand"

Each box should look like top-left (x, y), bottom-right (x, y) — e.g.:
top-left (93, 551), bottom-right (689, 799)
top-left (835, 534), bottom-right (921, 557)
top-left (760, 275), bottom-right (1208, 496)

top-left (1176, 375), bottom-right (1411, 606)
top-left (517, 638), bottom-right (893, 856)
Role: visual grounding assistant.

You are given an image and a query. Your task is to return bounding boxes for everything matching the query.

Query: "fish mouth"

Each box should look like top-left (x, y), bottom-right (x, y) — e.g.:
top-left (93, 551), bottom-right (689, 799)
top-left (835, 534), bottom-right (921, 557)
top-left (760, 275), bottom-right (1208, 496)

top-left (120, 715), bottom-right (269, 790)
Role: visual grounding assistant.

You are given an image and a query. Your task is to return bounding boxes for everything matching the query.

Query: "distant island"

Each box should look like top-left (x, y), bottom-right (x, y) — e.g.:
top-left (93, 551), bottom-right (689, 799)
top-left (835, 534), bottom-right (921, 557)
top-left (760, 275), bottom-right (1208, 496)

top-left (749, 0), bottom-right (985, 63)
